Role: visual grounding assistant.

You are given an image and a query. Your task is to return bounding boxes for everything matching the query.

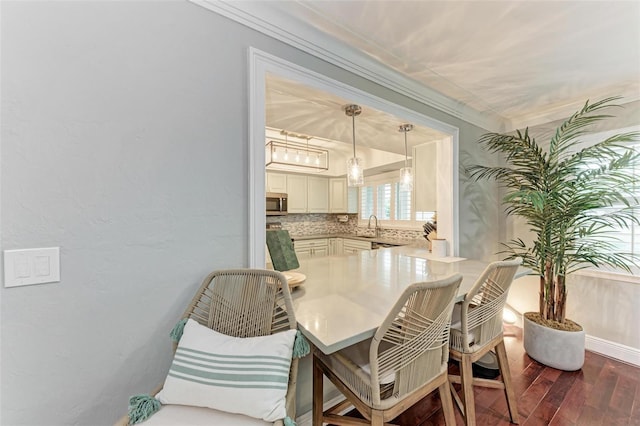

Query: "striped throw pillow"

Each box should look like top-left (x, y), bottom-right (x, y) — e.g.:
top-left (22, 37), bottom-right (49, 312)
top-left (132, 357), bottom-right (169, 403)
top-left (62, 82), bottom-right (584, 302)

top-left (156, 319), bottom-right (296, 422)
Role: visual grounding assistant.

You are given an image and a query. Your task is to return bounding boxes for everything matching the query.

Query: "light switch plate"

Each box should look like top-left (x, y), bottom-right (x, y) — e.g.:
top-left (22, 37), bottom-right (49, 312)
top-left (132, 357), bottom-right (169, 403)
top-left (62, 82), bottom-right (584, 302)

top-left (4, 247), bottom-right (60, 288)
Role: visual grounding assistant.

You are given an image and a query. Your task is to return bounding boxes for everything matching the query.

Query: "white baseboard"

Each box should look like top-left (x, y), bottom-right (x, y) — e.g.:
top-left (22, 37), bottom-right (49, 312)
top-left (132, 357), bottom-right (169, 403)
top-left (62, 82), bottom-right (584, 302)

top-left (585, 334), bottom-right (640, 367)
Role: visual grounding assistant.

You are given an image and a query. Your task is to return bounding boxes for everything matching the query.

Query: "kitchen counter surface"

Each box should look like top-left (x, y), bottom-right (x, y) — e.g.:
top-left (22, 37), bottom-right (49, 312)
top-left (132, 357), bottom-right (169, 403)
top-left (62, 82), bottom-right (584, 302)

top-left (290, 245), bottom-right (531, 354)
top-left (290, 233), bottom-right (417, 247)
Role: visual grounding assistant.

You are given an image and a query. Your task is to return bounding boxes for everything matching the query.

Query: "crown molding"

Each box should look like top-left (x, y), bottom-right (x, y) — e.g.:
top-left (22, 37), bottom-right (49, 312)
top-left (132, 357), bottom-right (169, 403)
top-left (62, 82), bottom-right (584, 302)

top-left (190, 0), bottom-right (507, 132)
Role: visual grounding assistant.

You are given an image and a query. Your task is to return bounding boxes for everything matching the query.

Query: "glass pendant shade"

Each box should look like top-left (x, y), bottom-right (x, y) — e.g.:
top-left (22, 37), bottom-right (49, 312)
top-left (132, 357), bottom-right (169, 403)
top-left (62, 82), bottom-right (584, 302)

top-left (399, 167), bottom-right (413, 191)
top-left (398, 123), bottom-right (414, 191)
top-left (347, 157), bottom-right (364, 187)
top-left (345, 104), bottom-right (364, 187)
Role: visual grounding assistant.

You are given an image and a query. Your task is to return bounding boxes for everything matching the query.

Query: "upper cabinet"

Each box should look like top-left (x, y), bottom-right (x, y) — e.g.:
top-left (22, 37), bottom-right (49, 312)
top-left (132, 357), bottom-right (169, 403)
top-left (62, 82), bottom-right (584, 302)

top-left (287, 174), bottom-right (309, 213)
top-left (307, 176), bottom-right (329, 213)
top-left (269, 172), bottom-right (355, 214)
top-left (329, 178), bottom-right (347, 213)
top-left (266, 172), bottom-right (288, 193)
top-left (330, 178), bottom-right (358, 214)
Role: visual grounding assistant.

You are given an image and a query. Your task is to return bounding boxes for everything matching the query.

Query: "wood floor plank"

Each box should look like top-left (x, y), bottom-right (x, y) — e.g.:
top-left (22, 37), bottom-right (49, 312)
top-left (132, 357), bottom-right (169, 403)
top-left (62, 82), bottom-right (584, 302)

top-left (608, 373), bottom-right (638, 416)
top-left (586, 361), bottom-right (619, 410)
top-left (554, 376), bottom-right (593, 423)
top-left (516, 375), bottom-right (555, 418)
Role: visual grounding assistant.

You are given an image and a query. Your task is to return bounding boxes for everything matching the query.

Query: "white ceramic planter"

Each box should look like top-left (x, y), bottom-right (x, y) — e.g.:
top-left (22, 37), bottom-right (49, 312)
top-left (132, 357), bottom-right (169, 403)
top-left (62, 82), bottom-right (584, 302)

top-left (523, 314), bottom-right (585, 371)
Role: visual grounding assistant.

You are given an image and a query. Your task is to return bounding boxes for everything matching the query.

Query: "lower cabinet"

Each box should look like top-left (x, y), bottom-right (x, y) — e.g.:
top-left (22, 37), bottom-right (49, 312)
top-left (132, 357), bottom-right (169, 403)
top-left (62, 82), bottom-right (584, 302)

top-left (294, 238), bottom-right (329, 259)
top-left (295, 237), bottom-right (371, 258)
top-left (328, 238), bottom-right (344, 255)
top-left (343, 239), bottom-right (372, 254)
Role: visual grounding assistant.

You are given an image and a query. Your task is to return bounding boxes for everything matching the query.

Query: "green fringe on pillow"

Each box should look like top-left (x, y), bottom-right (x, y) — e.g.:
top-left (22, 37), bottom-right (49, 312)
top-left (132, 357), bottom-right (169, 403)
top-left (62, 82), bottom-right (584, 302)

top-left (128, 394), bottom-right (161, 425)
top-left (284, 416), bottom-right (297, 426)
top-left (170, 318), bottom-right (188, 343)
top-left (292, 330), bottom-right (310, 358)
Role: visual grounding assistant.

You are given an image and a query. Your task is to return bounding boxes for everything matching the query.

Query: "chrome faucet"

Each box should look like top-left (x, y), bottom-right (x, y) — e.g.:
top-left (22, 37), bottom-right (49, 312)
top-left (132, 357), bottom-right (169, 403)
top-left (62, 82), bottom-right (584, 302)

top-left (368, 214), bottom-right (380, 237)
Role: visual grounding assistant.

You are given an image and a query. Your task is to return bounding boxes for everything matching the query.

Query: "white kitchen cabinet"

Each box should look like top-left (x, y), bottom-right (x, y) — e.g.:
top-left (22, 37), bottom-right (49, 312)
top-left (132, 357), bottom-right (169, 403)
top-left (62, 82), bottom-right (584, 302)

top-left (294, 238), bottom-right (329, 258)
top-left (330, 178), bottom-right (358, 214)
top-left (308, 176), bottom-right (329, 213)
top-left (266, 172), bottom-right (288, 193)
top-left (328, 238), bottom-right (344, 255)
top-left (343, 239), bottom-right (372, 254)
top-left (287, 175), bottom-right (308, 213)
top-left (286, 174), bottom-right (329, 214)
top-left (329, 178), bottom-right (347, 213)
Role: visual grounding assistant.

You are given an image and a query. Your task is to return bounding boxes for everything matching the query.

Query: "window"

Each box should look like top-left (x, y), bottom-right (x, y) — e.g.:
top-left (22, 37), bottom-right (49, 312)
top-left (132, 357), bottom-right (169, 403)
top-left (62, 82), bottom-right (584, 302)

top-left (358, 172), bottom-right (433, 226)
top-left (360, 186), bottom-right (374, 219)
top-left (376, 183), bottom-right (391, 219)
top-left (395, 183), bottom-right (411, 220)
top-left (579, 128), bottom-right (639, 276)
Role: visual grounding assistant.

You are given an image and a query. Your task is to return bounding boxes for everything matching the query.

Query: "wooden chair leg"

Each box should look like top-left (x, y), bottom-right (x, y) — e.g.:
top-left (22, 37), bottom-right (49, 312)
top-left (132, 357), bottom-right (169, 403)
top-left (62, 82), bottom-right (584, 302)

top-left (495, 340), bottom-right (520, 424)
top-left (460, 354), bottom-right (476, 426)
top-left (313, 356), bottom-right (324, 426)
top-left (439, 381), bottom-right (456, 426)
top-left (371, 409), bottom-right (384, 426)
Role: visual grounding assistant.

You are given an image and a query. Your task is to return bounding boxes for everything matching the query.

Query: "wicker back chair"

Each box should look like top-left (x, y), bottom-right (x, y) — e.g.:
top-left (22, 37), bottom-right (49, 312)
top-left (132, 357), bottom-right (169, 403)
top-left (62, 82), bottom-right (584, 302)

top-left (448, 258), bottom-right (522, 426)
top-left (117, 269), bottom-right (298, 426)
top-left (313, 273), bottom-right (463, 426)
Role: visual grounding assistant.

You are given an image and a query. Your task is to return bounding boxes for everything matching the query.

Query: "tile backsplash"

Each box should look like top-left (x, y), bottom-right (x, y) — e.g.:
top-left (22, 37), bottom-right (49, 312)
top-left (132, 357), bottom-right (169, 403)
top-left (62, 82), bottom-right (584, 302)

top-left (267, 214), bottom-right (357, 235)
top-left (267, 214), bottom-right (423, 240)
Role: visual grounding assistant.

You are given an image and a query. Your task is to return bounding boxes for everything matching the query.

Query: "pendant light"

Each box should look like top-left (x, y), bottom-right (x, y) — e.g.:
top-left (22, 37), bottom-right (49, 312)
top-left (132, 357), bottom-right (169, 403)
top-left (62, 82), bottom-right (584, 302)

top-left (345, 104), bottom-right (364, 187)
top-left (399, 123), bottom-right (414, 191)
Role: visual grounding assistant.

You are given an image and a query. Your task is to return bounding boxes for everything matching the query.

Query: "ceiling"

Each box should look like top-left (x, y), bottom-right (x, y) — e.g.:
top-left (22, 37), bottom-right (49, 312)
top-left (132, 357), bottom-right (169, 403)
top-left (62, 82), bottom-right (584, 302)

top-left (263, 0), bottom-right (640, 129)
top-left (266, 75), bottom-right (448, 158)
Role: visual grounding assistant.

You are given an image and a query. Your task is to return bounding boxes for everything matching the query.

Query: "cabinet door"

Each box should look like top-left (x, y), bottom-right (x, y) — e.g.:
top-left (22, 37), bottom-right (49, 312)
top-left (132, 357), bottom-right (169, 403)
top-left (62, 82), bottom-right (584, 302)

top-left (334, 238), bottom-right (343, 255)
top-left (266, 172), bottom-right (287, 193)
top-left (307, 177), bottom-right (329, 213)
top-left (287, 175), bottom-right (308, 213)
top-left (329, 178), bottom-right (347, 213)
top-left (312, 246), bottom-right (329, 257)
top-left (294, 247), bottom-right (312, 259)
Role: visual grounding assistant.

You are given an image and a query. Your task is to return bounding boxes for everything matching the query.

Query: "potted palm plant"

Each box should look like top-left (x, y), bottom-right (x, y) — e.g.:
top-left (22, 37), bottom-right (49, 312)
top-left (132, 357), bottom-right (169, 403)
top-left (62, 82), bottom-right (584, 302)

top-left (468, 97), bottom-right (639, 370)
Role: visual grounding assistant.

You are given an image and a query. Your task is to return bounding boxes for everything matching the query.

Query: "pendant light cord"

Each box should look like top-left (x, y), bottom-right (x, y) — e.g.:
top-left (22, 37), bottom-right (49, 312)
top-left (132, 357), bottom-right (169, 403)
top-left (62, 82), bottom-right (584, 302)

top-left (404, 131), bottom-right (408, 167)
top-left (352, 114), bottom-right (356, 158)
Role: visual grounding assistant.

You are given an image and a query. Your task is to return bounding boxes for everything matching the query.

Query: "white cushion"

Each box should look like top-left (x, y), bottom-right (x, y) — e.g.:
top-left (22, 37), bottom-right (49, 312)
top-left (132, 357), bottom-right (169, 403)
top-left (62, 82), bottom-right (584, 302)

top-left (156, 319), bottom-right (296, 422)
top-left (339, 339), bottom-right (395, 385)
top-left (140, 404), bottom-right (271, 425)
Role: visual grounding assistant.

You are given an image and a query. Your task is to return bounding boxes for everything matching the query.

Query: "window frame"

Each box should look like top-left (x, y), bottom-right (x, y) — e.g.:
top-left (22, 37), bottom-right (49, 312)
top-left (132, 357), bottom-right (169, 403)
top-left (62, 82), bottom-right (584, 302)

top-left (357, 171), bottom-right (433, 230)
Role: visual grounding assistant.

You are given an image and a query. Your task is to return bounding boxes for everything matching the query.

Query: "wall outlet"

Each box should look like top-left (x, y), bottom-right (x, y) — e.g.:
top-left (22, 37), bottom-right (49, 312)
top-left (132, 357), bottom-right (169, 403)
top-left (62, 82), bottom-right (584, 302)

top-left (3, 247), bottom-right (60, 288)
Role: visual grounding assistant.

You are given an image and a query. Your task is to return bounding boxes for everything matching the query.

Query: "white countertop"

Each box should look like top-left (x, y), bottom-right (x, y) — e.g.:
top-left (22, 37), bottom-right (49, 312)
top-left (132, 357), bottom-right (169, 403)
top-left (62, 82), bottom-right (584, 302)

top-left (289, 245), bottom-right (530, 354)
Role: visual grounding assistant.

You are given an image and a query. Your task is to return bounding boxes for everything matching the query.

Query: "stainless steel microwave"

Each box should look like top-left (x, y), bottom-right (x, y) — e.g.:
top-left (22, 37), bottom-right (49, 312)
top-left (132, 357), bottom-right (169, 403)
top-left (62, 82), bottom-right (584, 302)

top-left (266, 192), bottom-right (288, 216)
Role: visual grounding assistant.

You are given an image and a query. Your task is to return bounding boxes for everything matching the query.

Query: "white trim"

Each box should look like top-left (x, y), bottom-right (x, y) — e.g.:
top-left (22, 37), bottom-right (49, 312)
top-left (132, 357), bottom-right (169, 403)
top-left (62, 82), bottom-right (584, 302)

top-left (585, 335), bottom-right (640, 367)
top-left (575, 269), bottom-right (640, 285)
top-left (190, 0), bottom-right (506, 133)
top-left (248, 48), bottom-right (461, 264)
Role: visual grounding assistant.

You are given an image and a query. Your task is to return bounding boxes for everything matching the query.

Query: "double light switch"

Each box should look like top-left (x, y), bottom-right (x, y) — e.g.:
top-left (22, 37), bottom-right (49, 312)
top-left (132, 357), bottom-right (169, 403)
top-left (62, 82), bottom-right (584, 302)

top-left (3, 247), bottom-right (60, 288)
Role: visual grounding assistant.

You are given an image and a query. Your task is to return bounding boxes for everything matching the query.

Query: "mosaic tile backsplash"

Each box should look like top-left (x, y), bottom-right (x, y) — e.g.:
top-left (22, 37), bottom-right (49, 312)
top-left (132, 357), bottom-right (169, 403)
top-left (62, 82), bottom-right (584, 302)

top-left (267, 214), bottom-right (423, 240)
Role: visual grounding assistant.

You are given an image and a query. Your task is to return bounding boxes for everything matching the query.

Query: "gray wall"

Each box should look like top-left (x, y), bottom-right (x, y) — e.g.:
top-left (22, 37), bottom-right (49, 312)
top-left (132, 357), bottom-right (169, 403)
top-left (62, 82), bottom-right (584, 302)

top-left (1, 1), bottom-right (501, 425)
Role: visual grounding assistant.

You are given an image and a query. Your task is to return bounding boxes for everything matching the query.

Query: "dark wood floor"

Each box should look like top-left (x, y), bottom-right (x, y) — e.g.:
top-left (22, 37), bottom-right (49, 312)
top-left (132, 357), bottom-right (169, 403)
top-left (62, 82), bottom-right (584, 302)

top-left (344, 326), bottom-right (640, 425)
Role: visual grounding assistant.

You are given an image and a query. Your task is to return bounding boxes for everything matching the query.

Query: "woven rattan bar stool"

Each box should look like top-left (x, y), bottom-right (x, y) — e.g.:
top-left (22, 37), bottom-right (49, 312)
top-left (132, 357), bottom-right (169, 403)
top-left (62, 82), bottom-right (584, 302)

top-left (448, 258), bottom-right (522, 426)
top-left (313, 273), bottom-right (463, 426)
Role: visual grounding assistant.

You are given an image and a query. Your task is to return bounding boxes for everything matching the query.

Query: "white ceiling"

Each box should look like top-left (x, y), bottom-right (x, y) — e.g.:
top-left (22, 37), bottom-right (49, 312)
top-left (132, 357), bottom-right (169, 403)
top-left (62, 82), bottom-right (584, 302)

top-left (263, 0), bottom-right (640, 129)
